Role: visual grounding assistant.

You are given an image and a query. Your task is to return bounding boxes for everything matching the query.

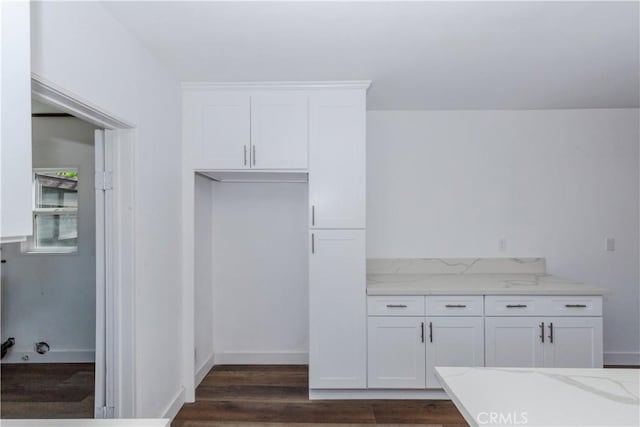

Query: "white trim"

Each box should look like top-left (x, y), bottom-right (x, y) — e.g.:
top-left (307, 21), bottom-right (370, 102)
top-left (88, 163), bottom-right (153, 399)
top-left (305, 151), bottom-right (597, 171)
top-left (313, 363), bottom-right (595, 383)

top-left (213, 351), bottom-right (308, 365)
top-left (161, 386), bottom-right (185, 422)
top-left (308, 388), bottom-right (449, 400)
top-left (604, 351), bottom-right (640, 366)
top-left (31, 77), bottom-right (137, 419)
top-left (195, 354), bottom-right (216, 387)
top-left (1, 350), bottom-right (95, 364)
top-left (31, 74), bottom-right (134, 130)
top-left (181, 80), bottom-right (372, 91)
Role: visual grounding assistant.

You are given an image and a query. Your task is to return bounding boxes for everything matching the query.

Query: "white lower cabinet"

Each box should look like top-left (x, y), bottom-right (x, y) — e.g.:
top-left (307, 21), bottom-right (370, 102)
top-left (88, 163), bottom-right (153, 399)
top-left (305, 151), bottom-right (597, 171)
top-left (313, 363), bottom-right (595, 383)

top-left (485, 316), bottom-right (603, 368)
top-left (309, 230), bottom-right (366, 389)
top-left (485, 317), bottom-right (545, 367)
top-left (367, 297), bottom-right (484, 389)
top-left (368, 316), bottom-right (426, 388)
top-left (425, 317), bottom-right (484, 388)
top-left (542, 317), bottom-right (603, 367)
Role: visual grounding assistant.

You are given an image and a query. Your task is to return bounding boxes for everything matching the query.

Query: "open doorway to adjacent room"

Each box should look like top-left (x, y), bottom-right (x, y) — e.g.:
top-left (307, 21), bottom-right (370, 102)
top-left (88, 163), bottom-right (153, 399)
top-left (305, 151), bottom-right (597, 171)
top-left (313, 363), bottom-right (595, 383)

top-left (0, 99), bottom-right (101, 419)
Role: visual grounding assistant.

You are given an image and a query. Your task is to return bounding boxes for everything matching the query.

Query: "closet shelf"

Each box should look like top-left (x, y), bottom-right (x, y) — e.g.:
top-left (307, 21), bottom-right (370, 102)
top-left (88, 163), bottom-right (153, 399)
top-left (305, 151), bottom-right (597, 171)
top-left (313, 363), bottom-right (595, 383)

top-left (196, 170), bottom-right (308, 183)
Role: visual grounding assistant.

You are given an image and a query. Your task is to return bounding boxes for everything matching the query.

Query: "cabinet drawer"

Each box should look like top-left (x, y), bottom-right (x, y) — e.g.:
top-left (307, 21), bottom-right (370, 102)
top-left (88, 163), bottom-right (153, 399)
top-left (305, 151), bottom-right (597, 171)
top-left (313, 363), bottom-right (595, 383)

top-left (426, 296), bottom-right (484, 316)
top-left (548, 296), bottom-right (602, 316)
top-left (367, 296), bottom-right (425, 316)
top-left (485, 296), bottom-right (548, 316)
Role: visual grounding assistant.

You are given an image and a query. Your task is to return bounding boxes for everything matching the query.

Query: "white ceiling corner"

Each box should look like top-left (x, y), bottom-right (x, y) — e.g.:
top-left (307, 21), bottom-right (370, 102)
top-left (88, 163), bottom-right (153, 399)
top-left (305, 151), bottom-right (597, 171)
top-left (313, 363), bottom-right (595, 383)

top-left (103, 1), bottom-right (640, 110)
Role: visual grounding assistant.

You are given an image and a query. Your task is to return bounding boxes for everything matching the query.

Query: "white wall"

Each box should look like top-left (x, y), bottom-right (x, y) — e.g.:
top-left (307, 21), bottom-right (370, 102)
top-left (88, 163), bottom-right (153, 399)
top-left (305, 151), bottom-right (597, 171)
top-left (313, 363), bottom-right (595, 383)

top-left (210, 182), bottom-right (308, 364)
top-left (31, 2), bottom-right (183, 417)
top-left (367, 109), bottom-right (640, 363)
top-left (1, 117), bottom-right (96, 363)
top-left (194, 174), bottom-right (214, 381)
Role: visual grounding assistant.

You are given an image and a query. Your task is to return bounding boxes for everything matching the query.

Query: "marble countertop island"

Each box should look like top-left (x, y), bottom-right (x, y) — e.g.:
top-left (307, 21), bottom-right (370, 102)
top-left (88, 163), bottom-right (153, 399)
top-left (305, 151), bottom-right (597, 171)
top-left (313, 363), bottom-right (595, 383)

top-left (435, 367), bottom-right (639, 427)
top-left (367, 258), bottom-right (608, 295)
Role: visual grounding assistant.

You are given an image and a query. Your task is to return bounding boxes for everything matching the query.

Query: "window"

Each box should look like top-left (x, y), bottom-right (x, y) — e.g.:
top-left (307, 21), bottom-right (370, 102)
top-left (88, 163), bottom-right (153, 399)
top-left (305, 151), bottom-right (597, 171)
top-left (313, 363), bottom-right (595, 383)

top-left (23, 168), bottom-right (79, 253)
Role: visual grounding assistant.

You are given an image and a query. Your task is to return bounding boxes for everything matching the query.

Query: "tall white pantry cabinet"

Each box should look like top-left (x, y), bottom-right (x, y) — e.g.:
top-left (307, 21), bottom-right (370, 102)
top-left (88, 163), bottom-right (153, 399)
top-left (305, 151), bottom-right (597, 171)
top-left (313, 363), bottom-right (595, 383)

top-left (181, 82), bottom-right (370, 399)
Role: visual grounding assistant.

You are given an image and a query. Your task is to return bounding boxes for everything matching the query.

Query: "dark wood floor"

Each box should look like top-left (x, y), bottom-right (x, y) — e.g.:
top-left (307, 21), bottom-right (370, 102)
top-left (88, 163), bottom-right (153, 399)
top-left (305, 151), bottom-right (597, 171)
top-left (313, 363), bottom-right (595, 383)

top-left (173, 365), bottom-right (468, 426)
top-left (0, 363), bottom-right (95, 419)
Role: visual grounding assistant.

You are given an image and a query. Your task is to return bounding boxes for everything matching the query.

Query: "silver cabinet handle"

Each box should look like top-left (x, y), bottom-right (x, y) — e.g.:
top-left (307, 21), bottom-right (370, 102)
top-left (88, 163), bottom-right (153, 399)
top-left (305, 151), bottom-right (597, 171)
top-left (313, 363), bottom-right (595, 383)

top-left (252, 145), bottom-right (256, 166)
top-left (445, 304), bottom-right (467, 308)
top-left (548, 322), bottom-right (554, 343)
top-left (311, 205), bottom-right (315, 226)
top-left (506, 304), bottom-right (527, 308)
top-left (540, 322), bottom-right (545, 343)
top-left (429, 322), bottom-right (433, 343)
top-left (421, 322), bottom-right (425, 343)
top-left (386, 304), bottom-right (407, 308)
top-left (243, 145), bottom-right (247, 166)
top-left (311, 233), bottom-right (315, 254)
top-left (565, 304), bottom-right (587, 308)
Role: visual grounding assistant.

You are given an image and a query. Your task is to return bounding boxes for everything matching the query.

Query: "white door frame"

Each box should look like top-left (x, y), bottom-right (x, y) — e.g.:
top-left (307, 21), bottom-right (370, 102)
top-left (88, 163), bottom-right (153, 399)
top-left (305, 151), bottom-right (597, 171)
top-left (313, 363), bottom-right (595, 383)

top-left (31, 73), bottom-right (137, 418)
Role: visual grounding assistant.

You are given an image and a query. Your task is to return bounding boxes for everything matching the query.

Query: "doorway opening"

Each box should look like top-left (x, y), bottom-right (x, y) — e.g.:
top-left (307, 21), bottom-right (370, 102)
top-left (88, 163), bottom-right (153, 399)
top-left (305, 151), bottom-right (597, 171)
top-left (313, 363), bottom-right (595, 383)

top-left (0, 76), bottom-right (136, 419)
top-left (0, 99), bottom-right (100, 418)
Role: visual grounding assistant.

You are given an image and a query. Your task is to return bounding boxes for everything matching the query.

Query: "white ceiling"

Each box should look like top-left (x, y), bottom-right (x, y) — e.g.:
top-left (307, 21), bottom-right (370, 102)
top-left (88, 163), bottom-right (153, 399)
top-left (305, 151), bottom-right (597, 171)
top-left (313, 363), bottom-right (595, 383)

top-left (103, 1), bottom-right (640, 110)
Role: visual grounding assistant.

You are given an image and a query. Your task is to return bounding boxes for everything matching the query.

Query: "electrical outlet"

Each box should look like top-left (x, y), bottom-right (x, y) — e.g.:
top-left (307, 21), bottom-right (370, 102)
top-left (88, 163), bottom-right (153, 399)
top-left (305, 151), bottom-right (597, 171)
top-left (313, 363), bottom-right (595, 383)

top-left (605, 237), bottom-right (616, 252)
top-left (498, 238), bottom-right (507, 252)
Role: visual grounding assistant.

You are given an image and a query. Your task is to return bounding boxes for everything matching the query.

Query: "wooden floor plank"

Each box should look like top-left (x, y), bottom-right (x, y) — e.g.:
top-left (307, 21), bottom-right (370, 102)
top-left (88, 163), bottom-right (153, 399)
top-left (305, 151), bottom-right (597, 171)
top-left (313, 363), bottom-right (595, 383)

top-left (1, 363), bottom-right (95, 419)
top-left (174, 365), bottom-right (468, 426)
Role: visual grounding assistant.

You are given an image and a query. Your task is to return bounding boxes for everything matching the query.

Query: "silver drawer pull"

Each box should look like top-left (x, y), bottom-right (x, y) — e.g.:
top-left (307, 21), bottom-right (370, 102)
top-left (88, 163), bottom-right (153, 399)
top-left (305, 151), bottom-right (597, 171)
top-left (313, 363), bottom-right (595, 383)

top-left (506, 304), bottom-right (527, 308)
top-left (445, 304), bottom-right (467, 308)
top-left (565, 304), bottom-right (587, 308)
top-left (386, 304), bottom-right (408, 308)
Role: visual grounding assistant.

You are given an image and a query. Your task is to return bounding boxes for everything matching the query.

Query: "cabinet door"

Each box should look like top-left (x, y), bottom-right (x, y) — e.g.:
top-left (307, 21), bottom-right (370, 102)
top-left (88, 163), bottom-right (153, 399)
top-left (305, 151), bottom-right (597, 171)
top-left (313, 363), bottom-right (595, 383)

top-left (309, 91), bottom-right (366, 229)
top-left (485, 317), bottom-right (544, 367)
top-left (426, 317), bottom-right (484, 388)
top-left (543, 317), bottom-right (603, 368)
top-left (368, 316), bottom-right (426, 389)
top-left (309, 230), bottom-right (366, 389)
top-left (191, 92), bottom-right (250, 170)
top-left (1, 1), bottom-right (32, 241)
top-left (250, 93), bottom-right (308, 169)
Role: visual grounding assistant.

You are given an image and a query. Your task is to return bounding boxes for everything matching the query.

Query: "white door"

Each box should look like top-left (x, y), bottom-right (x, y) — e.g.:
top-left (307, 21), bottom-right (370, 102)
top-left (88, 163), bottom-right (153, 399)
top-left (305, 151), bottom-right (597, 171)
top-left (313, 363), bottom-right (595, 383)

top-left (309, 91), bottom-right (366, 229)
top-left (250, 93), bottom-right (308, 169)
top-left (543, 317), bottom-right (603, 368)
top-left (426, 317), bottom-right (484, 388)
top-left (193, 92), bottom-right (250, 170)
top-left (485, 317), bottom-right (544, 367)
top-left (368, 317), bottom-right (426, 389)
top-left (1, 0), bottom-right (32, 242)
top-left (309, 230), bottom-right (366, 389)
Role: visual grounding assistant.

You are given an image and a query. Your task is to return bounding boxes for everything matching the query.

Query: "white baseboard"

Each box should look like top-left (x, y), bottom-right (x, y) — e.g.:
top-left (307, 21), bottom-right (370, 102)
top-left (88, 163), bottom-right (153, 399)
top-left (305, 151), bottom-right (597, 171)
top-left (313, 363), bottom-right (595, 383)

top-left (1, 349), bottom-right (95, 364)
top-left (161, 386), bottom-right (185, 422)
top-left (195, 353), bottom-right (216, 387)
top-left (604, 351), bottom-right (640, 366)
top-left (214, 351), bottom-right (308, 365)
top-left (309, 388), bottom-right (449, 400)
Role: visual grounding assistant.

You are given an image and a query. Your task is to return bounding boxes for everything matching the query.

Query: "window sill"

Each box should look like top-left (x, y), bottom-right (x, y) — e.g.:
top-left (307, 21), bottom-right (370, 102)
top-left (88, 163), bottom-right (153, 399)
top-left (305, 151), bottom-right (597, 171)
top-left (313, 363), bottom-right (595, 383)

top-left (22, 247), bottom-right (78, 255)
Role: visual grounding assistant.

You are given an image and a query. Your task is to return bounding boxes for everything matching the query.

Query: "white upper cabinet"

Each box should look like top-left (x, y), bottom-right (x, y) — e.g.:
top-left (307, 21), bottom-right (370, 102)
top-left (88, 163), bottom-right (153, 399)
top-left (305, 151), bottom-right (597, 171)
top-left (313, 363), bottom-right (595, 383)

top-left (250, 92), bottom-right (308, 169)
top-left (186, 92), bottom-right (251, 170)
top-left (183, 89), bottom-right (309, 170)
top-left (309, 90), bottom-right (366, 229)
top-left (1, 1), bottom-right (33, 241)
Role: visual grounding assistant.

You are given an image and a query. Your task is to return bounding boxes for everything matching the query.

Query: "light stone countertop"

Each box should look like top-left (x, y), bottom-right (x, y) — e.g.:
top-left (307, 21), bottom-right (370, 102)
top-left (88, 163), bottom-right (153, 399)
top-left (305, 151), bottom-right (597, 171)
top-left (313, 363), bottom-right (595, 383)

top-left (367, 273), bottom-right (608, 295)
top-left (435, 367), bottom-right (640, 427)
top-left (366, 258), bottom-right (608, 295)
